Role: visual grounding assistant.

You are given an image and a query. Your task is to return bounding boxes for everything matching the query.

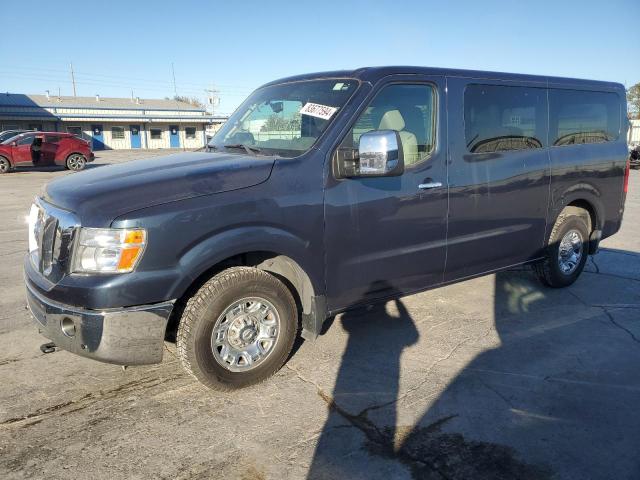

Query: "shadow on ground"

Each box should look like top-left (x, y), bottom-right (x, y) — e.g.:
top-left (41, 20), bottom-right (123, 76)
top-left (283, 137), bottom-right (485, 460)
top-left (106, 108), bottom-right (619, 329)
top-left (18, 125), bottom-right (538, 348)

top-left (307, 248), bottom-right (640, 479)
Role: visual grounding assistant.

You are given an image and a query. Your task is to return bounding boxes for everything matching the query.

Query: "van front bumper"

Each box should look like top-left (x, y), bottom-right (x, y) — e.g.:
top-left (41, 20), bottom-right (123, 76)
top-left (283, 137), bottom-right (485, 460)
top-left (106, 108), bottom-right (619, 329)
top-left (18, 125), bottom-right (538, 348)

top-left (26, 281), bottom-right (174, 365)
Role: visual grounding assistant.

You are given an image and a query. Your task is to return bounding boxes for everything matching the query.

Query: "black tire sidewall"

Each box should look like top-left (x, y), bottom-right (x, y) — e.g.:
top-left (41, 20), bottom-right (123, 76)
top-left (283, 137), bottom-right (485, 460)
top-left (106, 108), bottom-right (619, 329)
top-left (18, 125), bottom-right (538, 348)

top-left (546, 216), bottom-right (589, 287)
top-left (188, 272), bottom-right (297, 389)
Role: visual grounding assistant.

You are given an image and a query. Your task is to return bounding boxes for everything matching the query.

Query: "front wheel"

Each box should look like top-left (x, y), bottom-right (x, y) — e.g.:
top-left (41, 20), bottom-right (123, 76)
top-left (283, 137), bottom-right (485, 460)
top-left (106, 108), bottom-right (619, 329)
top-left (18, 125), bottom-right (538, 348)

top-left (65, 153), bottom-right (86, 171)
top-left (534, 208), bottom-right (590, 288)
top-left (0, 156), bottom-right (11, 174)
top-left (176, 267), bottom-right (298, 391)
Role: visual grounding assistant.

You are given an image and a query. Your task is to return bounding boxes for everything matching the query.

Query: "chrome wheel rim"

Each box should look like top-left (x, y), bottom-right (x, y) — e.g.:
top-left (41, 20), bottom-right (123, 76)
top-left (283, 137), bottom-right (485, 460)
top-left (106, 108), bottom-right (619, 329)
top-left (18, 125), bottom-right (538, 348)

top-left (68, 154), bottom-right (85, 171)
top-left (211, 297), bottom-right (280, 372)
top-left (0, 158), bottom-right (8, 173)
top-left (558, 229), bottom-right (583, 275)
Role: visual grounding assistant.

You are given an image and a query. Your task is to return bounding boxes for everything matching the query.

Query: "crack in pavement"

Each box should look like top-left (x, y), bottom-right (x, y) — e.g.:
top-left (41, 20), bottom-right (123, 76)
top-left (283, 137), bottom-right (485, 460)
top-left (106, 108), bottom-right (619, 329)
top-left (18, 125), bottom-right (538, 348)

top-left (284, 327), bottom-right (493, 479)
top-left (601, 308), bottom-right (640, 346)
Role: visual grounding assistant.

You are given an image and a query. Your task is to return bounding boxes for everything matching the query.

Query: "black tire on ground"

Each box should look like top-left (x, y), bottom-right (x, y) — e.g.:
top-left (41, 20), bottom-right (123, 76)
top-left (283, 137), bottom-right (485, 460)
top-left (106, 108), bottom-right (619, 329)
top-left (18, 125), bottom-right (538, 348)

top-left (0, 156), bottom-right (11, 174)
top-left (176, 266), bottom-right (298, 391)
top-left (65, 153), bottom-right (86, 171)
top-left (533, 207), bottom-right (590, 288)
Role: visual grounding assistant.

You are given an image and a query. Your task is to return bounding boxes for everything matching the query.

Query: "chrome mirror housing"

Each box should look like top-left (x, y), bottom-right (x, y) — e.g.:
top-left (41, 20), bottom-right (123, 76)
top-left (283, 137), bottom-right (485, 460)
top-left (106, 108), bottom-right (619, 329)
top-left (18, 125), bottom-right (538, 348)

top-left (356, 130), bottom-right (404, 177)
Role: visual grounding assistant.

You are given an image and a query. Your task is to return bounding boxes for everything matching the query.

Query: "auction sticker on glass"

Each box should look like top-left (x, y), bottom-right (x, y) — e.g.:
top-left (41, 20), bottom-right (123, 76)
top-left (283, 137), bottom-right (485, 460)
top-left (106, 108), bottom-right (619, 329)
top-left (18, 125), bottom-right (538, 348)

top-left (300, 102), bottom-right (337, 120)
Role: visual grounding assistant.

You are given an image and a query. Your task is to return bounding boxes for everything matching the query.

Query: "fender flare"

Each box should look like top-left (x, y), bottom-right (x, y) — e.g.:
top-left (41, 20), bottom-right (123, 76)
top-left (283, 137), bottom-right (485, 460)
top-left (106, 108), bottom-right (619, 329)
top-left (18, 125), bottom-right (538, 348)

top-left (171, 225), bottom-right (324, 317)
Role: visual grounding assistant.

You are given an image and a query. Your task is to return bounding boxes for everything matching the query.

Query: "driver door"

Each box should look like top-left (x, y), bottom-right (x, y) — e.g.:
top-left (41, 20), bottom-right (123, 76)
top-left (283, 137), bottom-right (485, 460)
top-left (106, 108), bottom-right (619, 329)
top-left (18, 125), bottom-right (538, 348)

top-left (324, 76), bottom-right (448, 310)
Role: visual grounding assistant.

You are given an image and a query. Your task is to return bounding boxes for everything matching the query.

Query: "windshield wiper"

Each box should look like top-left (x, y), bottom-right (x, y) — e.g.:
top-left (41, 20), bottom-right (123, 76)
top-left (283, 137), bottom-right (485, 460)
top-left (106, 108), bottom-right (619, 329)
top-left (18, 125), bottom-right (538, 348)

top-left (223, 143), bottom-right (261, 156)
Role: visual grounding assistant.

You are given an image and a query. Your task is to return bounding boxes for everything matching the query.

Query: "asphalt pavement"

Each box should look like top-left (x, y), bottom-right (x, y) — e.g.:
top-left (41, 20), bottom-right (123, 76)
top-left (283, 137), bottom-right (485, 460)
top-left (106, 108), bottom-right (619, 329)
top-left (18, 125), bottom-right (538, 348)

top-left (1, 150), bottom-right (639, 479)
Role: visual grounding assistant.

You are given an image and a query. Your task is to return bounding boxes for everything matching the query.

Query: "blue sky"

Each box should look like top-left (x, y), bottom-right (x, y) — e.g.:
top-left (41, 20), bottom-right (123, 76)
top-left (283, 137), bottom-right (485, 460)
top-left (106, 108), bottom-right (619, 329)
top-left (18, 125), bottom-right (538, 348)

top-left (2, 0), bottom-right (639, 115)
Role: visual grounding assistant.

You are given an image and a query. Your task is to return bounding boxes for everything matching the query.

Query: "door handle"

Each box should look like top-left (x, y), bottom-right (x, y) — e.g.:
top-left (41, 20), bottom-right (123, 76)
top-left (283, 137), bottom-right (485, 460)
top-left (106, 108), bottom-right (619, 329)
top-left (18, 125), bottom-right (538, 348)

top-left (418, 181), bottom-right (443, 190)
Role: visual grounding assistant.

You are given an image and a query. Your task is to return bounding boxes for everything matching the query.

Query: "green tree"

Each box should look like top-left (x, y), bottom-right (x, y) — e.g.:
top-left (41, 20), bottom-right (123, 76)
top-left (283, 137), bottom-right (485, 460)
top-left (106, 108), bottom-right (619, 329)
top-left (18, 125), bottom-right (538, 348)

top-left (627, 83), bottom-right (640, 119)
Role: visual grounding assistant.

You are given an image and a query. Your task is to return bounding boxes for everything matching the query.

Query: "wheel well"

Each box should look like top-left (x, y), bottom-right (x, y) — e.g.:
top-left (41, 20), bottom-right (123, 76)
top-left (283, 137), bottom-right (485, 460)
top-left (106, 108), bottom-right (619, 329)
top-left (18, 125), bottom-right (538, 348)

top-left (66, 152), bottom-right (86, 160)
top-left (565, 200), bottom-right (597, 232)
top-left (166, 251), bottom-right (314, 340)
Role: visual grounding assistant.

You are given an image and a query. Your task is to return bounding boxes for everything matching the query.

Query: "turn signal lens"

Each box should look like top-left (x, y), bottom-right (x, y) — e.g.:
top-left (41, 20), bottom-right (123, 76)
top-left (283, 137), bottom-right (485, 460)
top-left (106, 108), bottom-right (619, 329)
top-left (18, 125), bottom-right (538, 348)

top-left (72, 228), bottom-right (147, 273)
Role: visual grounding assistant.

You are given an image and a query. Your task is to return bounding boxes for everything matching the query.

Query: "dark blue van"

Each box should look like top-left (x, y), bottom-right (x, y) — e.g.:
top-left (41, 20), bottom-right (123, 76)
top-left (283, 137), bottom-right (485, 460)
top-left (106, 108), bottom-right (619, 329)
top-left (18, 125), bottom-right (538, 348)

top-left (24, 67), bottom-right (631, 390)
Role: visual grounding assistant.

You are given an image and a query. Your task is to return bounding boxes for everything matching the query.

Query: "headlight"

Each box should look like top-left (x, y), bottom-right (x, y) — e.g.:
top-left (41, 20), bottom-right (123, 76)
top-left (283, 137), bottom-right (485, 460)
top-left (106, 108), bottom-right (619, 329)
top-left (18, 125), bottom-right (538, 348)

top-left (71, 228), bottom-right (146, 273)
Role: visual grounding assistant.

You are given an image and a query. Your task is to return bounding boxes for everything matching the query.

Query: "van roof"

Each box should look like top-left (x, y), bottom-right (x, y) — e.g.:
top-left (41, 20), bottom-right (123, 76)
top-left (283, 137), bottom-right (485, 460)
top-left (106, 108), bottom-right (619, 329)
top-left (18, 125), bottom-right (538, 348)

top-left (262, 66), bottom-right (624, 91)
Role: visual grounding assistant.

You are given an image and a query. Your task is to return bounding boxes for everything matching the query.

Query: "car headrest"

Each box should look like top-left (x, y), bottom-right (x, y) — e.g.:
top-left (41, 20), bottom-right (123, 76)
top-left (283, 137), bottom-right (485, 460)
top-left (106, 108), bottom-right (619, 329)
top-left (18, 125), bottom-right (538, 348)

top-left (378, 110), bottom-right (405, 131)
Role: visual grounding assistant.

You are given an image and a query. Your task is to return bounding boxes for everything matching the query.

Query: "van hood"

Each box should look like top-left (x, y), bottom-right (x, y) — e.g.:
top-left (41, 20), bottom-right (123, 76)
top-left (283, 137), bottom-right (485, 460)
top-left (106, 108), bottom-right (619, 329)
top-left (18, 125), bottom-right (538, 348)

top-left (44, 152), bottom-right (275, 226)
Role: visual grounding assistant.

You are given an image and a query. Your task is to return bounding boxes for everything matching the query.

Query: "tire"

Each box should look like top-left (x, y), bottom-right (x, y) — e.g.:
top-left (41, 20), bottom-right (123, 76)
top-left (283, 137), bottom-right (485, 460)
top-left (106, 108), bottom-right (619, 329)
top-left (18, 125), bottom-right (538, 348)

top-left (0, 156), bottom-right (11, 174)
top-left (177, 266), bottom-right (298, 391)
top-left (65, 153), bottom-right (86, 171)
top-left (534, 208), bottom-right (590, 288)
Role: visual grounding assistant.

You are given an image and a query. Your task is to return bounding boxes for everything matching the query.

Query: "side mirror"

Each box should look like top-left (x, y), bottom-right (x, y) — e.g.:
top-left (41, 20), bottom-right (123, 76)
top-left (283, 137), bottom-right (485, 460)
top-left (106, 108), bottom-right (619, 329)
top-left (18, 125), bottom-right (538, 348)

top-left (358, 130), bottom-right (404, 176)
top-left (336, 130), bottom-right (404, 178)
top-left (335, 130), bottom-right (406, 178)
top-left (11, 141), bottom-right (17, 147)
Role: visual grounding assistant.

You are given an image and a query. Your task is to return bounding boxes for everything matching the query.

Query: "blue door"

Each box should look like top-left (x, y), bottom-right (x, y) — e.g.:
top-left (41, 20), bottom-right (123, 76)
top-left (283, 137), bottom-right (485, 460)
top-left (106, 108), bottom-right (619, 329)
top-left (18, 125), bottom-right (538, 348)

top-left (91, 124), bottom-right (104, 150)
top-left (130, 125), bottom-right (141, 149)
top-left (169, 125), bottom-right (180, 148)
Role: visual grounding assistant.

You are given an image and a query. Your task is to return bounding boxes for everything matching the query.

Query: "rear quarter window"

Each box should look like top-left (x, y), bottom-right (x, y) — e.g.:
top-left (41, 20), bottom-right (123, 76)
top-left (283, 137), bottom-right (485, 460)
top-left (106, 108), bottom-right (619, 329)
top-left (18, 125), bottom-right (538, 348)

top-left (549, 89), bottom-right (621, 146)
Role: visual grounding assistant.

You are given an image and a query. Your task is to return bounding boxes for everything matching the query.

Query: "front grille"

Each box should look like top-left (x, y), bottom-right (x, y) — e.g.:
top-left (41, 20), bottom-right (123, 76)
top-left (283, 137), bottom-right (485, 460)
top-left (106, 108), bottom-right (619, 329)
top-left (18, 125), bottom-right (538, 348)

top-left (30, 199), bottom-right (80, 282)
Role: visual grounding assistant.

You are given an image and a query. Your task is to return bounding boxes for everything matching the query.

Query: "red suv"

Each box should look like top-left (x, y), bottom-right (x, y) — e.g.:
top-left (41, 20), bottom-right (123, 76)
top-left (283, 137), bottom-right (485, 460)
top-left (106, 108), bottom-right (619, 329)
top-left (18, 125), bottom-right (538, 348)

top-left (0, 132), bottom-right (94, 174)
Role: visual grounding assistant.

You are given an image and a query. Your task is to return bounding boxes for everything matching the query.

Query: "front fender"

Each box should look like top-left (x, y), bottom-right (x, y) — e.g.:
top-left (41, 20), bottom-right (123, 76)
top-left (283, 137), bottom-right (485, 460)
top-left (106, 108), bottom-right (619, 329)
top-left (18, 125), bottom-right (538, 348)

top-left (170, 225), bottom-right (322, 302)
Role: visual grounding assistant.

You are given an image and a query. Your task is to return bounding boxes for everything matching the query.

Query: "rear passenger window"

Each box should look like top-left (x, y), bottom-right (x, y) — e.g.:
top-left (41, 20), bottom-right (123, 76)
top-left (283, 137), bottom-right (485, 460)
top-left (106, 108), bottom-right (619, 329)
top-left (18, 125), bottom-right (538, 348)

top-left (342, 84), bottom-right (436, 166)
top-left (45, 136), bottom-right (61, 143)
top-left (465, 85), bottom-right (545, 153)
top-left (549, 89), bottom-right (620, 146)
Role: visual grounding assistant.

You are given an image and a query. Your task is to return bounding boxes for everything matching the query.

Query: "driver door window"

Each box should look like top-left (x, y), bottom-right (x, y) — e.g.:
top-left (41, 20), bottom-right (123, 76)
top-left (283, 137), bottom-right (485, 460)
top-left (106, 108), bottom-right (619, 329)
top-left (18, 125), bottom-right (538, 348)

top-left (340, 84), bottom-right (436, 166)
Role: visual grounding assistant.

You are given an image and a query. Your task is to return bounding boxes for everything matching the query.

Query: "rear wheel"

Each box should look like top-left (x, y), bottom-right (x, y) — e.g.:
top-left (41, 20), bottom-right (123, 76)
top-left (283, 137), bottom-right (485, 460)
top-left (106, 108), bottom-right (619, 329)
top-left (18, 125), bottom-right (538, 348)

top-left (0, 156), bottom-right (10, 174)
top-left (534, 208), bottom-right (590, 288)
top-left (176, 267), bottom-right (298, 391)
top-left (66, 153), bottom-right (86, 171)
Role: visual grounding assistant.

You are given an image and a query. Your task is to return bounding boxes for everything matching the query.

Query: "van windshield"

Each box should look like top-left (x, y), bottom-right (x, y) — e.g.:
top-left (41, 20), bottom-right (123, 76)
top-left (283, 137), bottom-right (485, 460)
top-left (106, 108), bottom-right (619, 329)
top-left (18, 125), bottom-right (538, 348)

top-left (209, 79), bottom-right (358, 158)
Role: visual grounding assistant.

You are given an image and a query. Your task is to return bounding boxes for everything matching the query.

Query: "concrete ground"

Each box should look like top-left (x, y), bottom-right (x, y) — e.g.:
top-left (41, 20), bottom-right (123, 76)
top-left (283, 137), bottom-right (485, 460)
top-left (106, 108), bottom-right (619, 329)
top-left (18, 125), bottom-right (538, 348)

top-left (1, 150), bottom-right (639, 479)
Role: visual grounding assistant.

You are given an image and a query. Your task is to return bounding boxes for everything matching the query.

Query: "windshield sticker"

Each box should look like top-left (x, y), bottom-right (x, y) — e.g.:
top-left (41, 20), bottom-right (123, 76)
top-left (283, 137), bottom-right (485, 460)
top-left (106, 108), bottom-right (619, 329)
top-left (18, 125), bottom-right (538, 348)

top-left (300, 102), bottom-right (337, 121)
top-left (333, 82), bottom-right (348, 91)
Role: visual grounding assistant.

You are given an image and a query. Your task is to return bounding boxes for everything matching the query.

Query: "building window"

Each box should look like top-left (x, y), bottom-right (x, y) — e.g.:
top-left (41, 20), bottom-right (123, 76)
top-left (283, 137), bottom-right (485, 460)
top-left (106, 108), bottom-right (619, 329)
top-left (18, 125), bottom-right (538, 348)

top-left (464, 84), bottom-right (545, 153)
top-left (111, 126), bottom-right (125, 139)
top-left (67, 126), bottom-right (82, 137)
top-left (150, 129), bottom-right (162, 140)
top-left (549, 89), bottom-right (620, 146)
top-left (185, 127), bottom-right (197, 139)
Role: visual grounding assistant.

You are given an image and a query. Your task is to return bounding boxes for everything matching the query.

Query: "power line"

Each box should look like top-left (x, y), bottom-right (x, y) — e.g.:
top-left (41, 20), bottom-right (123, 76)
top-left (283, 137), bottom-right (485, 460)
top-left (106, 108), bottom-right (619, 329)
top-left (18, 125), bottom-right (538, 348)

top-left (0, 71), bottom-right (252, 97)
top-left (5, 64), bottom-right (256, 92)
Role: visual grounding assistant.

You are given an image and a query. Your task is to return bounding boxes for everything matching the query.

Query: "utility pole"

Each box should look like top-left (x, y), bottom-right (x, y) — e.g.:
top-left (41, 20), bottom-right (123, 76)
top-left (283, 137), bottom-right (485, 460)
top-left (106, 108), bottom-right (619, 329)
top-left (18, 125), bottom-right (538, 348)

top-left (171, 63), bottom-right (185, 151)
top-left (205, 85), bottom-right (219, 115)
top-left (70, 62), bottom-right (77, 97)
top-left (171, 63), bottom-right (178, 97)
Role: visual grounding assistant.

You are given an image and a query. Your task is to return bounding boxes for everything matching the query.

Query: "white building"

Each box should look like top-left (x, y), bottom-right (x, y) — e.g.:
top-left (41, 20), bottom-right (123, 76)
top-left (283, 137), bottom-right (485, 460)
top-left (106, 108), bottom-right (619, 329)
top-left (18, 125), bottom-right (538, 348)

top-left (630, 119), bottom-right (640, 144)
top-left (0, 93), bottom-right (228, 150)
